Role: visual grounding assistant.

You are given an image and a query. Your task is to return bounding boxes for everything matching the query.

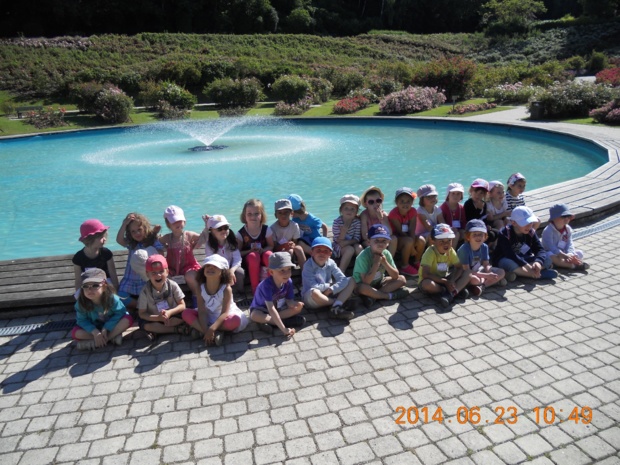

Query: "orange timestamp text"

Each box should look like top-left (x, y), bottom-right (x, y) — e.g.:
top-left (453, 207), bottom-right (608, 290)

top-left (394, 405), bottom-right (593, 425)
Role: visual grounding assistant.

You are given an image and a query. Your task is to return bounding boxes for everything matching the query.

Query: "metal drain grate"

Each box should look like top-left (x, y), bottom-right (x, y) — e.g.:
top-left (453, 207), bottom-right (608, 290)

top-left (0, 320), bottom-right (75, 337)
top-left (573, 217), bottom-right (620, 240)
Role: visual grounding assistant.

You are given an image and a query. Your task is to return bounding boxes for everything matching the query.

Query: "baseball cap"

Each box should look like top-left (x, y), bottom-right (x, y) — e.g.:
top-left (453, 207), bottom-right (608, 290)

top-left (203, 254), bottom-right (229, 270)
top-left (395, 187), bottom-right (416, 200)
top-left (510, 206), bottom-right (538, 227)
top-left (79, 219), bottom-right (109, 241)
top-left (368, 224), bottom-right (391, 240)
top-left (287, 194), bottom-right (303, 211)
top-left (465, 219), bottom-right (487, 233)
top-left (488, 180), bottom-right (504, 191)
top-left (471, 178), bottom-right (489, 191)
top-left (81, 268), bottom-right (107, 284)
top-left (416, 184), bottom-right (438, 198)
top-left (164, 205), bottom-right (185, 223)
top-left (207, 215), bottom-right (230, 230)
top-left (311, 237), bottom-right (333, 251)
top-left (268, 252), bottom-right (295, 270)
top-left (340, 194), bottom-right (360, 206)
top-left (447, 183), bottom-right (464, 194)
top-left (145, 254), bottom-right (168, 272)
top-left (549, 203), bottom-right (573, 220)
top-left (507, 173), bottom-right (526, 186)
top-left (275, 199), bottom-right (293, 211)
top-left (431, 223), bottom-right (456, 240)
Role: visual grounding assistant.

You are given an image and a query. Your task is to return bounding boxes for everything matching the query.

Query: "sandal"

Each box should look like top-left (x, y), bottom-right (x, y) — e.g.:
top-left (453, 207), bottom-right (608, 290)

top-left (175, 324), bottom-right (192, 336)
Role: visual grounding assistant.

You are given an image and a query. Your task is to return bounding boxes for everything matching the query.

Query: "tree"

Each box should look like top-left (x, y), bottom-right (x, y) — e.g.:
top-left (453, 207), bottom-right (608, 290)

top-left (578, 0), bottom-right (619, 19)
top-left (482, 0), bottom-right (547, 33)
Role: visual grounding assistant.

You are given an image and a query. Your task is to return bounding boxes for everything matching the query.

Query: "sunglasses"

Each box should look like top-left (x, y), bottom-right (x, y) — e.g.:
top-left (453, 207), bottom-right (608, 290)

top-left (366, 198), bottom-right (382, 205)
top-left (216, 225), bottom-right (229, 231)
top-left (81, 283), bottom-right (103, 290)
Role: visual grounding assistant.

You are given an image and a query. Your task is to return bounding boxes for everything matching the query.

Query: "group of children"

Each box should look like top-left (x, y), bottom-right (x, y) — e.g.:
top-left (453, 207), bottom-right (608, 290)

top-left (71, 173), bottom-right (589, 349)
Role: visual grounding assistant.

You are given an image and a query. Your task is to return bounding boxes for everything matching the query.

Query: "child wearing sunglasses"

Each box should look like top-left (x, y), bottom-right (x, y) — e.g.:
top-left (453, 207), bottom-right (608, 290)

top-left (73, 268), bottom-right (133, 350)
top-left (203, 215), bottom-right (245, 295)
top-left (360, 186), bottom-right (397, 258)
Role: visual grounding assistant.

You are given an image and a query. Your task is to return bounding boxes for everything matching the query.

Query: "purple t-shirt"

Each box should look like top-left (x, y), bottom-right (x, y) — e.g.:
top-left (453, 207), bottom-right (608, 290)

top-left (250, 276), bottom-right (295, 310)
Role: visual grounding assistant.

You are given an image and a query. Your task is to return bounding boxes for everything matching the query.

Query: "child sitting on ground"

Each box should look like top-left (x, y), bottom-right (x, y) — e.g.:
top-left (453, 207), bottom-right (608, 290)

top-left (440, 183), bottom-right (467, 249)
top-left (418, 224), bottom-right (471, 308)
top-left (182, 255), bottom-right (249, 347)
top-left (492, 206), bottom-right (557, 281)
top-left (302, 237), bottom-right (356, 320)
top-left (250, 252), bottom-right (305, 339)
top-left (388, 187), bottom-right (423, 276)
top-left (457, 219), bottom-right (507, 296)
top-left (288, 194), bottom-right (325, 256)
top-left (138, 254), bottom-right (190, 340)
top-left (352, 224), bottom-right (408, 307)
top-left (270, 199), bottom-right (306, 268)
top-left (332, 194), bottom-right (363, 273)
top-left (542, 203), bottom-right (589, 271)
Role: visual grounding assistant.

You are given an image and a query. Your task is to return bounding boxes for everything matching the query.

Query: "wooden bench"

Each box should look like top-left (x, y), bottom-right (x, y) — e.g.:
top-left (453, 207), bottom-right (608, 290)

top-left (16, 105), bottom-right (43, 118)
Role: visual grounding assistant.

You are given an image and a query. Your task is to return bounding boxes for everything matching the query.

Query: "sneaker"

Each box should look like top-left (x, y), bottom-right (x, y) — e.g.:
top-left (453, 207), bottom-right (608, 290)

top-left (540, 269), bottom-right (558, 279)
top-left (498, 278), bottom-right (508, 286)
top-left (331, 305), bottom-right (354, 320)
top-left (258, 323), bottom-right (273, 335)
top-left (399, 264), bottom-right (418, 276)
top-left (190, 328), bottom-right (202, 340)
top-left (467, 285), bottom-right (483, 297)
top-left (391, 288), bottom-right (409, 300)
top-left (505, 271), bottom-right (517, 282)
top-left (282, 315), bottom-right (306, 328)
top-left (76, 340), bottom-right (96, 351)
top-left (574, 262), bottom-right (590, 271)
top-left (360, 295), bottom-right (376, 308)
top-left (439, 292), bottom-right (453, 308)
top-left (457, 288), bottom-right (470, 300)
top-left (112, 334), bottom-right (123, 346)
top-left (213, 332), bottom-right (224, 346)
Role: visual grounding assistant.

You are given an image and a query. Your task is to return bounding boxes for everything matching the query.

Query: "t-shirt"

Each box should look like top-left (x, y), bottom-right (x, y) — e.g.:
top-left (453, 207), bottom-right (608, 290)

top-left (293, 213), bottom-right (323, 244)
top-left (352, 247), bottom-right (397, 286)
top-left (416, 206), bottom-right (442, 236)
top-left (419, 245), bottom-right (460, 284)
top-left (72, 247), bottom-right (114, 277)
top-left (138, 279), bottom-right (185, 315)
top-left (75, 294), bottom-right (127, 333)
top-left (388, 207), bottom-right (416, 234)
top-left (269, 221), bottom-right (301, 245)
top-left (505, 191), bottom-right (526, 211)
top-left (457, 242), bottom-right (490, 272)
top-left (439, 202), bottom-right (466, 230)
top-left (251, 276), bottom-right (295, 310)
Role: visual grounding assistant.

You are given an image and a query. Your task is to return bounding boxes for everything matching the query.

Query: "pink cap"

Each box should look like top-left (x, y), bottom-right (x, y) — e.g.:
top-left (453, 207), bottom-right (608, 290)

top-left (164, 205), bottom-right (185, 223)
top-left (145, 254), bottom-right (168, 272)
top-left (471, 178), bottom-right (489, 191)
top-left (79, 219), bottom-right (109, 241)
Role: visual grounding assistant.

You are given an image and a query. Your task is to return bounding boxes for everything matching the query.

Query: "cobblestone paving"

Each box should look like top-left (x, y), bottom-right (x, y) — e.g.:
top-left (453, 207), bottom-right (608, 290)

top-left (0, 220), bottom-right (619, 465)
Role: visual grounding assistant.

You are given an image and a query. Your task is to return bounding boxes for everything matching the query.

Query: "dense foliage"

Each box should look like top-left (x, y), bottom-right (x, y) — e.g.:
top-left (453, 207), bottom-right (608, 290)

top-left (484, 82), bottom-right (540, 103)
top-left (590, 99), bottom-right (620, 124)
top-left (203, 78), bottom-right (265, 108)
top-left (379, 86), bottom-right (447, 114)
top-left (596, 68), bottom-right (620, 87)
top-left (271, 75), bottom-right (312, 103)
top-left (333, 96), bottom-right (370, 114)
top-left (273, 97), bottom-right (312, 116)
top-left (530, 81), bottom-right (617, 118)
top-left (24, 106), bottom-right (67, 129)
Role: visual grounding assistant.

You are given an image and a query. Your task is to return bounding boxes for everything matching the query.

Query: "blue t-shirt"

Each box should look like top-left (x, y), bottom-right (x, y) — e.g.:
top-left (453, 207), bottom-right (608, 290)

top-left (457, 242), bottom-right (490, 271)
top-left (293, 213), bottom-right (323, 244)
top-left (251, 276), bottom-right (295, 310)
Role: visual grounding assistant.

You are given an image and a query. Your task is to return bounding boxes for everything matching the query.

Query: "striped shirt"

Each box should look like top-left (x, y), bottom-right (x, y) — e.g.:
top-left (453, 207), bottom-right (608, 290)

top-left (505, 191), bottom-right (525, 211)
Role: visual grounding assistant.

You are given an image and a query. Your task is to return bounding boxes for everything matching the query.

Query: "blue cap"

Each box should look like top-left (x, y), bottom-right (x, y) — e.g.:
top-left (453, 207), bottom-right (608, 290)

top-left (431, 223), bottom-right (456, 240)
top-left (287, 194), bottom-right (303, 211)
top-left (368, 224), bottom-right (391, 240)
top-left (465, 219), bottom-right (487, 233)
top-left (311, 237), bottom-right (333, 250)
top-left (549, 203), bottom-right (573, 220)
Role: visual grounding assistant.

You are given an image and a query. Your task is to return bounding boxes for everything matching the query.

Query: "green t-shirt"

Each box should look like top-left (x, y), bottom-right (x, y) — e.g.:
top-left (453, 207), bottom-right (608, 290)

top-left (418, 245), bottom-right (460, 284)
top-left (353, 247), bottom-right (396, 286)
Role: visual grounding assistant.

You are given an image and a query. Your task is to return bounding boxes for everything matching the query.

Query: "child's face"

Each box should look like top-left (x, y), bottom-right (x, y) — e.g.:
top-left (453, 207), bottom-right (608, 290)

top-left (434, 238), bottom-right (452, 254)
top-left (340, 203), bottom-right (358, 220)
top-left (511, 180), bottom-right (526, 195)
top-left (212, 225), bottom-right (229, 242)
top-left (422, 195), bottom-right (438, 209)
top-left (169, 220), bottom-right (185, 234)
top-left (471, 187), bottom-right (487, 202)
top-left (490, 186), bottom-right (505, 200)
top-left (552, 216), bottom-right (571, 229)
top-left (276, 209), bottom-right (292, 226)
top-left (512, 221), bottom-right (532, 235)
top-left (396, 194), bottom-right (414, 214)
top-left (364, 194), bottom-right (383, 213)
top-left (447, 191), bottom-right (463, 204)
top-left (148, 268), bottom-right (168, 287)
top-left (311, 245), bottom-right (332, 266)
top-left (369, 237), bottom-right (389, 255)
top-left (82, 281), bottom-right (105, 301)
top-left (245, 206), bottom-right (262, 224)
top-left (203, 264), bottom-right (221, 278)
top-left (270, 266), bottom-right (291, 285)
top-left (129, 221), bottom-right (146, 242)
top-left (468, 231), bottom-right (486, 249)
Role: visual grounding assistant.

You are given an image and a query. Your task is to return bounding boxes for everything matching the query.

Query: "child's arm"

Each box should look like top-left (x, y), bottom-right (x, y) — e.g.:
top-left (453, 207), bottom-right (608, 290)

top-left (102, 296), bottom-right (127, 332)
top-left (360, 212), bottom-right (370, 245)
top-left (116, 214), bottom-right (133, 247)
top-left (381, 253), bottom-right (400, 280)
top-left (187, 231), bottom-right (201, 250)
top-left (417, 211), bottom-right (434, 232)
top-left (203, 286), bottom-right (233, 344)
top-left (106, 257), bottom-right (119, 289)
top-left (159, 233), bottom-right (171, 252)
top-left (265, 301), bottom-right (290, 336)
top-left (437, 210), bottom-right (445, 224)
top-left (73, 265), bottom-right (82, 291)
top-left (360, 254), bottom-right (383, 285)
top-left (321, 222), bottom-right (328, 237)
top-left (263, 231), bottom-right (274, 253)
top-left (161, 298), bottom-right (186, 320)
top-left (408, 216), bottom-right (418, 239)
top-left (389, 217), bottom-right (404, 236)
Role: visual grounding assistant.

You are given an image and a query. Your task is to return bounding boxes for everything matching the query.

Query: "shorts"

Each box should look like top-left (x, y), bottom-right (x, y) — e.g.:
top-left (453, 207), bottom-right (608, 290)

top-left (498, 255), bottom-right (552, 272)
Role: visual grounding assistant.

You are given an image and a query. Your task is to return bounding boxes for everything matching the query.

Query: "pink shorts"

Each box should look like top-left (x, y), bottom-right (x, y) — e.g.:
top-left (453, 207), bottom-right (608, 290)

top-left (182, 308), bottom-right (241, 332)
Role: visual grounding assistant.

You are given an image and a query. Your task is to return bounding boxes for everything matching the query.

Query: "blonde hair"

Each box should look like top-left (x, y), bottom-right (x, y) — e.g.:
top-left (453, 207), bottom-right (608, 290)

top-left (124, 213), bottom-right (159, 248)
top-left (240, 199), bottom-right (267, 225)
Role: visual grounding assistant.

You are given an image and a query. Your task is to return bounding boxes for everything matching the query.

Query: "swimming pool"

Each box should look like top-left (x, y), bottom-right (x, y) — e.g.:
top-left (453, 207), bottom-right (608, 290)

top-left (0, 117), bottom-right (608, 260)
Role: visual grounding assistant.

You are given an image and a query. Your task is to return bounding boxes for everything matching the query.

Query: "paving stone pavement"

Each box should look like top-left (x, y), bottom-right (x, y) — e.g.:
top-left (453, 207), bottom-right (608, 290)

top-left (0, 217), bottom-right (619, 465)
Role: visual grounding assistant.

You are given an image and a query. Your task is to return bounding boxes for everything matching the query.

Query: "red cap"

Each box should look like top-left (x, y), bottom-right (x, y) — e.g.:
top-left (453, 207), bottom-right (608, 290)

top-left (145, 254), bottom-right (168, 272)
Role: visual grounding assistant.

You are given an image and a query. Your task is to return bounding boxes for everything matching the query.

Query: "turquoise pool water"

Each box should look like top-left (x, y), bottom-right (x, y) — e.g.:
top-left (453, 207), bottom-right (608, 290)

top-left (0, 117), bottom-right (608, 261)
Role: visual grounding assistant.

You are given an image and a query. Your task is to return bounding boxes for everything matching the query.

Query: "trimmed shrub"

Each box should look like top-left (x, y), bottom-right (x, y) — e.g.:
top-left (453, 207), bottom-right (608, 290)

top-left (333, 96), bottom-right (370, 114)
top-left (368, 77), bottom-right (403, 97)
top-left (156, 100), bottom-right (190, 120)
top-left (379, 86), bottom-right (446, 115)
top-left (484, 82), bottom-right (540, 103)
top-left (448, 102), bottom-right (497, 115)
top-left (530, 81), bottom-right (617, 119)
top-left (25, 106), bottom-right (68, 129)
top-left (204, 78), bottom-right (264, 108)
top-left (93, 86), bottom-right (134, 124)
top-left (273, 97), bottom-right (312, 116)
top-left (307, 77), bottom-right (333, 104)
top-left (596, 68), bottom-right (620, 87)
top-left (159, 82), bottom-right (196, 110)
top-left (271, 75), bottom-right (311, 104)
top-left (329, 70), bottom-right (365, 96)
top-left (413, 57), bottom-right (476, 100)
top-left (590, 100), bottom-right (620, 125)
top-left (587, 51), bottom-right (609, 74)
top-left (71, 81), bottom-right (105, 113)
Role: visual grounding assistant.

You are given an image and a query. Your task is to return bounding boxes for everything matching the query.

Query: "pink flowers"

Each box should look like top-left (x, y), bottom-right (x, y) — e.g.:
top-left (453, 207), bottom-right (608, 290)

top-left (379, 86), bottom-right (446, 115)
top-left (333, 96), bottom-right (370, 114)
top-left (448, 102), bottom-right (497, 115)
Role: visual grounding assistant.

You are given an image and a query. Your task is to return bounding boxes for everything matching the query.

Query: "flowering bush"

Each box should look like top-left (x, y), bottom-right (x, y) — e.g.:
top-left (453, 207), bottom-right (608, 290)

top-left (590, 100), bottom-right (620, 125)
top-left (217, 106), bottom-right (248, 117)
top-left (379, 86), bottom-right (446, 115)
top-left (596, 68), bottom-right (620, 87)
top-left (484, 82), bottom-right (539, 103)
top-left (25, 106), bottom-right (68, 129)
top-left (156, 100), bottom-right (189, 120)
top-left (530, 81), bottom-right (617, 119)
top-left (307, 77), bottom-right (333, 104)
top-left (71, 81), bottom-right (105, 113)
top-left (273, 97), bottom-right (312, 116)
top-left (93, 86), bottom-right (134, 123)
top-left (347, 89), bottom-right (379, 103)
top-left (333, 96), bottom-right (370, 114)
top-left (158, 82), bottom-right (196, 109)
top-left (448, 102), bottom-right (497, 115)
